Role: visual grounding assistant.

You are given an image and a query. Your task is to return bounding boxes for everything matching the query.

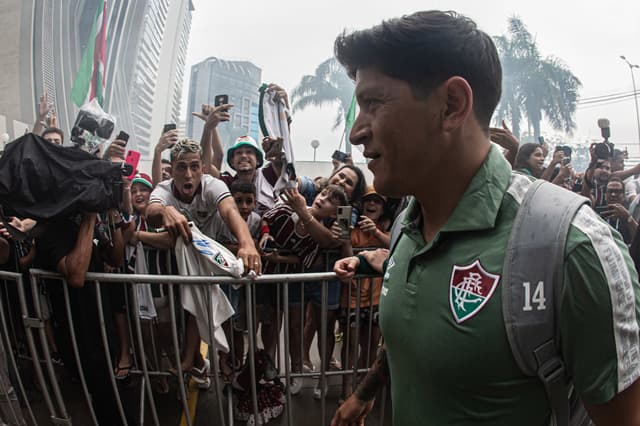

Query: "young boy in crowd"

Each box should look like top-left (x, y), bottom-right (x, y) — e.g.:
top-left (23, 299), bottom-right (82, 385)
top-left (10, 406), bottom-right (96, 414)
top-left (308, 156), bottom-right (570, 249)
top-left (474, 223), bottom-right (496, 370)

top-left (212, 180), bottom-right (265, 380)
top-left (337, 186), bottom-right (390, 402)
top-left (258, 185), bottom-right (348, 394)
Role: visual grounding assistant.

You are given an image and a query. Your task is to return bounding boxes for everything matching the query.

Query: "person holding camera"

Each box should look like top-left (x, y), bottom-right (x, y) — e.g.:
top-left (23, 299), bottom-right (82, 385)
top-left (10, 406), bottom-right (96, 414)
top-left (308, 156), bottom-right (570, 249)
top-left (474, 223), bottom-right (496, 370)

top-left (330, 10), bottom-right (640, 426)
top-left (579, 157), bottom-right (612, 207)
top-left (599, 177), bottom-right (638, 245)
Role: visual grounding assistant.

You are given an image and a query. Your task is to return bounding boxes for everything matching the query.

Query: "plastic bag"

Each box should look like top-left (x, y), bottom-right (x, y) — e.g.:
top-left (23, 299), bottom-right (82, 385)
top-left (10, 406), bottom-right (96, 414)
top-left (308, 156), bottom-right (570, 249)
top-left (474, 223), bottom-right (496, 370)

top-left (71, 98), bottom-right (115, 155)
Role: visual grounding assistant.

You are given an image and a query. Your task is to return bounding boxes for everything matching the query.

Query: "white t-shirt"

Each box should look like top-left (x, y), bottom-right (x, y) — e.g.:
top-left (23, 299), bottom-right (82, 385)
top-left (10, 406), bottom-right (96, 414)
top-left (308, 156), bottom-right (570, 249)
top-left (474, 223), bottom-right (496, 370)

top-left (211, 211), bottom-right (262, 244)
top-left (149, 175), bottom-right (231, 237)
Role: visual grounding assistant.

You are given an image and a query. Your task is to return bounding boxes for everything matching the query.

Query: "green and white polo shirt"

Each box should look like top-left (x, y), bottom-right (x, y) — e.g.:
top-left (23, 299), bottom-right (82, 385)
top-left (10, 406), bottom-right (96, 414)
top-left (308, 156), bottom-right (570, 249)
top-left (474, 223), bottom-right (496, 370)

top-left (379, 145), bottom-right (640, 425)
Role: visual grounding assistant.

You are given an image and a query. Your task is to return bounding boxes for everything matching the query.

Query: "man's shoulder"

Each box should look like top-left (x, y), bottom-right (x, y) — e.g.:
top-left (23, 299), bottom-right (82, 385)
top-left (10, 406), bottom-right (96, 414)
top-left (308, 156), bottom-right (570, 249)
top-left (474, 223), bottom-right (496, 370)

top-left (200, 174), bottom-right (231, 200)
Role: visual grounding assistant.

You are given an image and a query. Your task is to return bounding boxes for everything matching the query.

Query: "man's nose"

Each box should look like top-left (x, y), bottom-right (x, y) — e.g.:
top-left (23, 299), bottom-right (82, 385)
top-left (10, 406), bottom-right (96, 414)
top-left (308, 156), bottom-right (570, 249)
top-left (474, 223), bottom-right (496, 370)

top-left (349, 115), bottom-right (370, 146)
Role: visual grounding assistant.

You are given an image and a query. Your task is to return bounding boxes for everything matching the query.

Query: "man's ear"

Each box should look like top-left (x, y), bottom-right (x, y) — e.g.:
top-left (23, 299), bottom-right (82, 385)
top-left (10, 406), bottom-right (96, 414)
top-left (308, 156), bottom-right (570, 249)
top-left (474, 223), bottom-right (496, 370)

top-left (441, 76), bottom-right (474, 132)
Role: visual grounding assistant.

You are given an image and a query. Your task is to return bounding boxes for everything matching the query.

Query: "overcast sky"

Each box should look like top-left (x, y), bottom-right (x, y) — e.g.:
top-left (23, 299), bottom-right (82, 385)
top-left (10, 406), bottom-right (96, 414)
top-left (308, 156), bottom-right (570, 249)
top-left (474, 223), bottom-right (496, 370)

top-left (181, 0), bottom-right (640, 162)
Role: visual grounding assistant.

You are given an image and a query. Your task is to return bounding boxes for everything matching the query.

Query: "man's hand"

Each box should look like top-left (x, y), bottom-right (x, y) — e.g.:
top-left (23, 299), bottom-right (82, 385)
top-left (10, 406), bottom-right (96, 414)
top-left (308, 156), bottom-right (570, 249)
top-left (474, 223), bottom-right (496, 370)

top-left (603, 203), bottom-right (631, 220)
top-left (192, 103), bottom-right (233, 128)
top-left (156, 129), bottom-right (179, 154)
top-left (333, 256), bottom-right (360, 283)
top-left (550, 150), bottom-right (564, 166)
top-left (557, 163), bottom-right (573, 179)
top-left (0, 217), bottom-right (26, 240)
top-left (262, 136), bottom-right (284, 162)
top-left (37, 93), bottom-right (53, 121)
top-left (360, 248), bottom-right (390, 274)
top-left (237, 243), bottom-right (262, 276)
top-left (331, 395), bottom-right (374, 426)
top-left (46, 110), bottom-right (58, 128)
top-left (108, 139), bottom-right (127, 161)
top-left (267, 83), bottom-right (290, 109)
top-left (489, 120), bottom-right (519, 151)
top-left (162, 206), bottom-right (191, 242)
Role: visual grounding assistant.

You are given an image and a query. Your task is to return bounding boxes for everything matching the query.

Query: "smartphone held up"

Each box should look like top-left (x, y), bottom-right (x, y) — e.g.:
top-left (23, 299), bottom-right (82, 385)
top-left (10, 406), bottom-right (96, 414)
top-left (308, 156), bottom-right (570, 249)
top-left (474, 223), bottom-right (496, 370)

top-left (336, 205), bottom-right (352, 240)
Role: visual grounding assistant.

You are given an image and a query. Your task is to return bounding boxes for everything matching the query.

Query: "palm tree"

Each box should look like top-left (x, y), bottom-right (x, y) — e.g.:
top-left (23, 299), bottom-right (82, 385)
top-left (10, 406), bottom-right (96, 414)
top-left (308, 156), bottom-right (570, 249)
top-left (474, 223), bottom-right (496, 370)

top-left (494, 17), bottom-right (581, 140)
top-left (291, 58), bottom-right (355, 131)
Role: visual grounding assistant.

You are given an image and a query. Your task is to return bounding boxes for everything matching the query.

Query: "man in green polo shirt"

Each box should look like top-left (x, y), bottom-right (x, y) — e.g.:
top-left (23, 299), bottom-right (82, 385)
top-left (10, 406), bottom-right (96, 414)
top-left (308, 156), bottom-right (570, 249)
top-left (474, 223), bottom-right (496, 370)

top-left (330, 10), bottom-right (640, 426)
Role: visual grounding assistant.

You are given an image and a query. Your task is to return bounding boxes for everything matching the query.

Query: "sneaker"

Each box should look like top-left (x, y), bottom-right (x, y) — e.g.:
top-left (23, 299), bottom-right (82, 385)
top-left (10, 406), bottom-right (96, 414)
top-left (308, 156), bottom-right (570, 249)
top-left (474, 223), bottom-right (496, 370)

top-left (289, 377), bottom-right (302, 395)
top-left (190, 358), bottom-right (211, 389)
top-left (196, 377), bottom-right (211, 390)
top-left (302, 361), bottom-right (315, 373)
top-left (313, 380), bottom-right (328, 400)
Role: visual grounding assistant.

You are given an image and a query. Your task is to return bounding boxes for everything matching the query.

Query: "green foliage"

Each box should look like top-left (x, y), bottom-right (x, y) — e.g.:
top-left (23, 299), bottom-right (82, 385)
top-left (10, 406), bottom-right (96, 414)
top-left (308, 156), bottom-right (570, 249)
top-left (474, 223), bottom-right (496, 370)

top-left (495, 17), bottom-right (581, 139)
top-left (291, 58), bottom-right (355, 130)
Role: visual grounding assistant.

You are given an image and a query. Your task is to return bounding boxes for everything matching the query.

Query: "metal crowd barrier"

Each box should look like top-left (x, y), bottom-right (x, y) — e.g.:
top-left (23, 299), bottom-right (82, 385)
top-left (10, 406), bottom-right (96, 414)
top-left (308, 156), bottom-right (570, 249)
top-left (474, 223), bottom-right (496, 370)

top-left (0, 259), bottom-right (389, 426)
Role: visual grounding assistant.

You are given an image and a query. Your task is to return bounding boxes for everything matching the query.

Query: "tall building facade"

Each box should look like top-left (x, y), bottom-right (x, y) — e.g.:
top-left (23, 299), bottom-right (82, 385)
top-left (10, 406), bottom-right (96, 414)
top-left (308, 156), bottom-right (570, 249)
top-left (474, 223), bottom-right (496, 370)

top-left (186, 58), bottom-right (262, 151)
top-left (0, 0), bottom-right (194, 159)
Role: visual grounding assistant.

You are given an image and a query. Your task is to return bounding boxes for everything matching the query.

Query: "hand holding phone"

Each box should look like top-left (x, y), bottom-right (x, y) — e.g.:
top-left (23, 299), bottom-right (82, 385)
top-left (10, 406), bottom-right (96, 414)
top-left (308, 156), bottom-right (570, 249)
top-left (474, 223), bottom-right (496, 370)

top-left (162, 123), bottom-right (176, 135)
top-left (158, 124), bottom-right (178, 151)
top-left (215, 94), bottom-right (229, 112)
top-left (116, 131), bottom-right (130, 144)
top-left (332, 150), bottom-right (349, 163)
top-left (125, 150), bottom-right (141, 180)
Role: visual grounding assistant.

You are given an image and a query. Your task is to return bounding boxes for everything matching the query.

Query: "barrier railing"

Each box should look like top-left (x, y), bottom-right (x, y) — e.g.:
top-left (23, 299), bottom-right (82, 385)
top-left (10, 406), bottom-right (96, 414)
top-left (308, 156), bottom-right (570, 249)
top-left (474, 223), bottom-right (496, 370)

top-left (0, 263), bottom-right (388, 426)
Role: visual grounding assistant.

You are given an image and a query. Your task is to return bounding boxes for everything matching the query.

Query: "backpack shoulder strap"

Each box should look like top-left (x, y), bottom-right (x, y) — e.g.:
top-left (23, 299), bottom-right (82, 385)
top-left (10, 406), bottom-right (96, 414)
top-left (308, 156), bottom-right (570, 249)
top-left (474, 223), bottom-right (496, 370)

top-left (389, 207), bottom-right (407, 255)
top-left (502, 179), bottom-right (589, 426)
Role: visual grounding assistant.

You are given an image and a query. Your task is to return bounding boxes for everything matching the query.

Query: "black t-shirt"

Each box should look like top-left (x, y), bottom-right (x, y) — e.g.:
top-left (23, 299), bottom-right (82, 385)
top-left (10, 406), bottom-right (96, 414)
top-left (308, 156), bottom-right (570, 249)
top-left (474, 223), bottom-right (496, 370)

top-left (34, 215), bottom-right (103, 273)
top-left (33, 215), bottom-right (121, 423)
top-left (0, 236), bottom-right (17, 272)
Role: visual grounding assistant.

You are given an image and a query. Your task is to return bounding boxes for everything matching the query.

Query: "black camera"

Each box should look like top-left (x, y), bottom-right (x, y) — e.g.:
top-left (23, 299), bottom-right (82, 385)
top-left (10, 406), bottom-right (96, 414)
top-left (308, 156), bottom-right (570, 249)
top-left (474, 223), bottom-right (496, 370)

top-left (593, 142), bottom-right (613, 161)
top-left (556, 146), bottom-right (572, 165)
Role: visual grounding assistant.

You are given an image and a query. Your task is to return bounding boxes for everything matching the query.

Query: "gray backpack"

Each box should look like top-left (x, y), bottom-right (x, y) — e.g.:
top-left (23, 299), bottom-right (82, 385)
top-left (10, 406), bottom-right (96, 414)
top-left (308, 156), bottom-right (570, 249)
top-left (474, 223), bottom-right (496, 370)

top-left (389, 179), bottom-right (591, 425)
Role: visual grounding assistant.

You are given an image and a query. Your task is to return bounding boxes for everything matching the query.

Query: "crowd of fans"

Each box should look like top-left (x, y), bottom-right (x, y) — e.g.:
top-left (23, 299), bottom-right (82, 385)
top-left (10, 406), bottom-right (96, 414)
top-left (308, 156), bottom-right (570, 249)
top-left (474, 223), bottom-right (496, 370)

top-left (1, 83), bottom-right (640, 425)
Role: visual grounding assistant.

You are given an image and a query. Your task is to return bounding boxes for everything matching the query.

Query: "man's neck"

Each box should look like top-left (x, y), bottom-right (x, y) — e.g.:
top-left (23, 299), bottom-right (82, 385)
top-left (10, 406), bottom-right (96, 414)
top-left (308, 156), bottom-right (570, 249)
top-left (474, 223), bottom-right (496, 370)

top-left (414, 139), bottom-right (491, 243)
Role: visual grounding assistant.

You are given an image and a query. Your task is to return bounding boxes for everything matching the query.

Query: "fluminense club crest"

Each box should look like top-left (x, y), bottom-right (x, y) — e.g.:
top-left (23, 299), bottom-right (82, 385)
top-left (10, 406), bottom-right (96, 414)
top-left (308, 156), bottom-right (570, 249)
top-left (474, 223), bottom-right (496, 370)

top-left (449, 260), bottom-right (500, 323)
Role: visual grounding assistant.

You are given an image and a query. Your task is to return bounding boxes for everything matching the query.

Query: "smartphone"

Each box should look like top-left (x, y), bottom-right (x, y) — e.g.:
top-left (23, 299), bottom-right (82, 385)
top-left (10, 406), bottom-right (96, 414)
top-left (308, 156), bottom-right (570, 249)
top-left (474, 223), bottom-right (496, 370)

top-left (332, 150), bottom-right (349, 163)
top-left (162, 123), bottom-right (176, 135)
top-left (537, 136), bottom-right (545, 145)
top-left (336, 206), bottom-right (353, 240)
top-left (594, 205), bottom-right (610, 217)
top-left (116, 130), bottom-right (130, 144)
top-left (125, 150), bottom-right (141, 180)
top-left (215, 94), bottom-right (229, 113)
top-left (562, 157), bottom-right (571, 166)
top-left (214, 94), bottom-right (229, 107)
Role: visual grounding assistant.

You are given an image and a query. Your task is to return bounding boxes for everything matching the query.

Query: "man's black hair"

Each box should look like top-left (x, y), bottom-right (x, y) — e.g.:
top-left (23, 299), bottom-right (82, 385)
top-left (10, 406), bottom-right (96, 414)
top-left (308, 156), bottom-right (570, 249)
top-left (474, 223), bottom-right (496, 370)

top-left (334, 10), bottom-right (502, 128)
top-left (161, 158), bottom-right (171, 165)
top-left (42, 127), bottom-right (64, 142)
top-left (230, 180), bottom-right (256, 196)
